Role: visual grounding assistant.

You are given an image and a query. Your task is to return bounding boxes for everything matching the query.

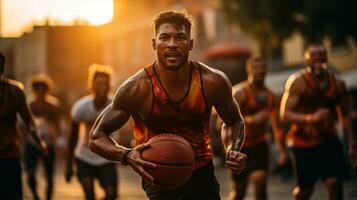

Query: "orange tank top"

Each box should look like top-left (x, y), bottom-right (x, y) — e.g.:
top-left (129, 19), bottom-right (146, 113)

top-left (133, 61), bottom-right (212, 168)
top-left (287, 71), bottom-right (341, 148)
top-left (240, 83), bottom-right (275, 147)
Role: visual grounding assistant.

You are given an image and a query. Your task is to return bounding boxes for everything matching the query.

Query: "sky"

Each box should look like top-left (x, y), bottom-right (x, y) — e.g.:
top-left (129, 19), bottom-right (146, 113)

top-left (0, 0), bottom-right (113, 37)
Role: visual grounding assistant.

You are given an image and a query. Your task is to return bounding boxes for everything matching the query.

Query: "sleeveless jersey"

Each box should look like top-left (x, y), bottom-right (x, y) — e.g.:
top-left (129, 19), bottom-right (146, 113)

top-left (287, 70), bottom-right (341, 147)
top-left (239, 82), bottom-right (275, 147)
top-left (133, 61), bottom-right (212, 168)
top-left (0, 78), bottom-right (23, 158)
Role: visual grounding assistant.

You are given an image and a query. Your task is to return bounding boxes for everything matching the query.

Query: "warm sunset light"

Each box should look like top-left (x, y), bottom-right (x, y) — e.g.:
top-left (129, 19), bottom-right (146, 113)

top-left (0, 0), bottom-right (113, 37)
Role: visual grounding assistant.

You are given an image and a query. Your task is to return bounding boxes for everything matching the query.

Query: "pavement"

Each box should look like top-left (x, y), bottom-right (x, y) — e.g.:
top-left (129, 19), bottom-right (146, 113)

top-left (22, 159), bottom-right (357, 200)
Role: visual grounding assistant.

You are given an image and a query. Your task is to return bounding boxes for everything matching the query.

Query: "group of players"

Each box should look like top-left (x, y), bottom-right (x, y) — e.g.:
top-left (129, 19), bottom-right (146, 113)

top-left (0, 9), bottom-right (356, 200)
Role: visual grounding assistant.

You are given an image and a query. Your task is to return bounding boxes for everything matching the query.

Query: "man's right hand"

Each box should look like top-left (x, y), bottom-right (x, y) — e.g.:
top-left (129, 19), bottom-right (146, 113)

top-left (126, 143), bottom-right (157, 182)
top-left (38, 139), bottom-right (48, 156)
top-left (253, 110), bottom-right (270, 124)
top-left (311, 108), bottom-right (330, 123)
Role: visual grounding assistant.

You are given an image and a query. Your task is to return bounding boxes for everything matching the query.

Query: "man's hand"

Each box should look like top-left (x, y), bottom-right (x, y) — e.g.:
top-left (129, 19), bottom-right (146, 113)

top-left (252, 110), bottom-right (270, 124)
top-left (348, 146), bottom-right (357, 171)
top-left (127, 143), bottom-right (157, 182)
top-left (226, 150), bottom-right (247, 174)
top-left (65, 161), bottom-right (73, 183)
top-left (311, 108), bottom-right (329, 123)
top-left (38, 139), bottom-right (48, 156)
top-left (278, 151), bottom-right (288, 166)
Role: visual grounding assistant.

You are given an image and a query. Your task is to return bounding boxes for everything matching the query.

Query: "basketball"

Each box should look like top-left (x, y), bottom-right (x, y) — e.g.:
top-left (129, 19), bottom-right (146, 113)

top-left (141, 133), bottom-right (195, 189)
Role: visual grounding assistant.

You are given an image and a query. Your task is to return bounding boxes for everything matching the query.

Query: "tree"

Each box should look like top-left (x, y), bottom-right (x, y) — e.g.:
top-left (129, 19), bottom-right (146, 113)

top-left (222, 0), bottom-right (357, 53)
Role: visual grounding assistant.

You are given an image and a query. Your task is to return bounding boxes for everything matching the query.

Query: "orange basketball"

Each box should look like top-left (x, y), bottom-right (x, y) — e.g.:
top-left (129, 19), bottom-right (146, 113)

top-left (141, 133), bottom-right (195, 189)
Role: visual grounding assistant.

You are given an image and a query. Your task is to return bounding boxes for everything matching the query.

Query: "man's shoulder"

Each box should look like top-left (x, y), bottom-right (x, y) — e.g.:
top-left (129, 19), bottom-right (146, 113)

top-left (197, 61), bottom-right (231, 86)
top-left (197, 61), bottom-right (226, 76)
top-left (116, 69), bottom-right (150, 95)
top-left (1, 77), bottom-right (24, 91)
top-left (45, 95), bottom-right (61, 107)
top-left (72, 95), bottom-right (93, 110)
top-left (285, 69), bottom-right (305, 88)
top-left (232, 81), bottom-right (249, 94)
top-left (113, 69), bottom-right (151, 107)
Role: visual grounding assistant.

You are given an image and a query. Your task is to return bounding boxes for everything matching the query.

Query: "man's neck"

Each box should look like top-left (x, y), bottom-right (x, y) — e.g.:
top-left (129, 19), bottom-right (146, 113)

top-left (156, 61), bottom-right (191, 88)
top-left (248, 77), bottom-right (265, 91)
top-left (93, 95), bottom-right (108, 110)
top-left (35, 95), bottom-right (46, 103)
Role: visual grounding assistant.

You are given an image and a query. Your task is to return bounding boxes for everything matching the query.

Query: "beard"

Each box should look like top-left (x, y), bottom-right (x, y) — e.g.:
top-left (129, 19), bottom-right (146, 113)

top-left (158, 52), bottom-right (189, 71)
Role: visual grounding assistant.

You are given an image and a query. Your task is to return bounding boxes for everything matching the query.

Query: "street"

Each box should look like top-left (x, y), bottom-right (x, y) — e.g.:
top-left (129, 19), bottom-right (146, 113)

top-left (23, 159), bottom-right (357, 200)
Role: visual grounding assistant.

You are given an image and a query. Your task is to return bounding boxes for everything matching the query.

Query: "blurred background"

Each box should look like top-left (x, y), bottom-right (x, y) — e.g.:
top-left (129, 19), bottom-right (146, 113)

top-left (1, 0), bottom-right (357, 113)
top-left (1, 0), bottom-right (357, 199)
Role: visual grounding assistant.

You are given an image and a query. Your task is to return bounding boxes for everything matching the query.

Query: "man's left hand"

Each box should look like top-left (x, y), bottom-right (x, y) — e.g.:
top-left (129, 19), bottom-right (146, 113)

top-left (349, 146), bottom-right (357, 171)
top-left (226, 150), bottom-right (247, 174)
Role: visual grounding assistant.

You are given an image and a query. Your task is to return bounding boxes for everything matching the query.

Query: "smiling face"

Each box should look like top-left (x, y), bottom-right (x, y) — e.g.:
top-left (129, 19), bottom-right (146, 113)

top-left (304, 45), bottom-right (328, 76)
top-left (152, 23), bottom-right (193, 71)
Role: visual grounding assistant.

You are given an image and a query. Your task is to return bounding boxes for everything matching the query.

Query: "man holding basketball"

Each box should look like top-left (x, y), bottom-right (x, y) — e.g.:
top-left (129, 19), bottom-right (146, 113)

top-left (89, 10), bottom-right (247, 199)
top-left (280, 45), bottom-right (357, 200)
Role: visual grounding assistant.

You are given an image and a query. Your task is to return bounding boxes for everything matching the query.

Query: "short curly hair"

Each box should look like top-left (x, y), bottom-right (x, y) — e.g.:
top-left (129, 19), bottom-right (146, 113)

top-left (152, 9), bottom-right (193, 35)
top-left (30, 74), bottom-right (53, 92)
top-left (87, 63), bottom-right (114, 89)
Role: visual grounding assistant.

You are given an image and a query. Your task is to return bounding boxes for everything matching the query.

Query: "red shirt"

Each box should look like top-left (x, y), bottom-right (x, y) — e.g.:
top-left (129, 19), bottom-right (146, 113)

top-left (287, 70), bottom-right (341, 147)
top-left (133, 61), bottom-right (212, 168)
top-left (237, 82), bottom-right (275, 147)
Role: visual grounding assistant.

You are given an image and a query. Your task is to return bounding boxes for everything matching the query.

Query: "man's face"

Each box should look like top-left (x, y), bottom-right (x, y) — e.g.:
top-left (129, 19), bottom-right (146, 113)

top-left (33, 83), bottom-right (48, 98)
top-left (152, 23), bottom-right (193, 71)
top-left (305, 46), bottom-right (327, 76)
top-left (92, 74), bottom-right (110, 98)
top-left (250, 60), bottom-right (267, 85)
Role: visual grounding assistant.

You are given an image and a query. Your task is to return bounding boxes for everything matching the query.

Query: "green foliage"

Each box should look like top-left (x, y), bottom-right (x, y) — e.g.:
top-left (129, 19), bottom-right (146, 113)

top-left (222, 0), bottom-right (357, 49)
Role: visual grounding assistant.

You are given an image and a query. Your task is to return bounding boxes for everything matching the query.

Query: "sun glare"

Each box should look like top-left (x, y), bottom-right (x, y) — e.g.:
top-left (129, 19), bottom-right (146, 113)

top-left (1, 0), bottom-right (114, 37)
top-left (82, 1), bottom-right (113, 25)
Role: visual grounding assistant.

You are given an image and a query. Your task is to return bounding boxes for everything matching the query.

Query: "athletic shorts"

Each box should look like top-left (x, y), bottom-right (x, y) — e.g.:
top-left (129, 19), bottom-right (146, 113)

top-left (142, 159), bottom-right (220, 200)
top-left (0, 157), bottom-right (22, 200)
top-left (232, 142), bottom-right (269, 182)
top-left (291, 138), bottom-right (348, 189)
top-left (75, 158), bottom-right (117, 188)
top-left (24, 142), bottom-right (55, 174)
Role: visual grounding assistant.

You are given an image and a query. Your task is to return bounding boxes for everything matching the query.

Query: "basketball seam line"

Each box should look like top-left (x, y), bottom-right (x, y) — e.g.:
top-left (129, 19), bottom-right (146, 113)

top-left (148, 139), bottom-right (193, 150)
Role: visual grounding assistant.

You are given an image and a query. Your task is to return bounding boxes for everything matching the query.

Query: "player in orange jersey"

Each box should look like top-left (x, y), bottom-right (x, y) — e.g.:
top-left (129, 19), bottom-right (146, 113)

top-left (89, 10), bottom-right (247, 199)
top-left (280, 45), bottom-right (357, 200)
top-left (228, 57), bottom-right (287, 200)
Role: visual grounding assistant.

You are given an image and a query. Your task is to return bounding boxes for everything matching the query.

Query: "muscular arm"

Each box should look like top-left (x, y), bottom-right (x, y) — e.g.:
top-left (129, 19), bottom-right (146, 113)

top-left (222, 86), bottom-right (245, 151)
top-left (89, 74), bottom-right (156, 181)
top-left (89, 103), bottom-right (131, 162)
top-left (270, 107), bottom-right (286, 153)
top-left (336, 80), bottom-right (357, 168)
top-left (65, 120), bottom-right (80, 182)
top-left (67, 121), bottom-right (79, 165)
top-left (15, 86), bottom-right (44, 148)
top-left (280, 75), bottom-right (310, 124)
top-left (203, 67), bottom-right (246, 173)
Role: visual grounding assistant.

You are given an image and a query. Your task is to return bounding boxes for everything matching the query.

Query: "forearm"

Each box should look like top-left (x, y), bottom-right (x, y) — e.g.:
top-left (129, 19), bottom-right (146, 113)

top-left (89, 132), bottom-right (131, 162)
top-left (343, 117), bottom-right (356, 148)
top-left (27, 121), bottom-right (42, 145)
top-left (221, 119), bottom-right (245, 152)
top-left (67, 131), bottom-right (78, 163)
top-left (274, 129), bottom-right (287, 152)
top-left (271, 112), bottom-right (287, 152)
top-left (283, 110), bottom-right (312, 124)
